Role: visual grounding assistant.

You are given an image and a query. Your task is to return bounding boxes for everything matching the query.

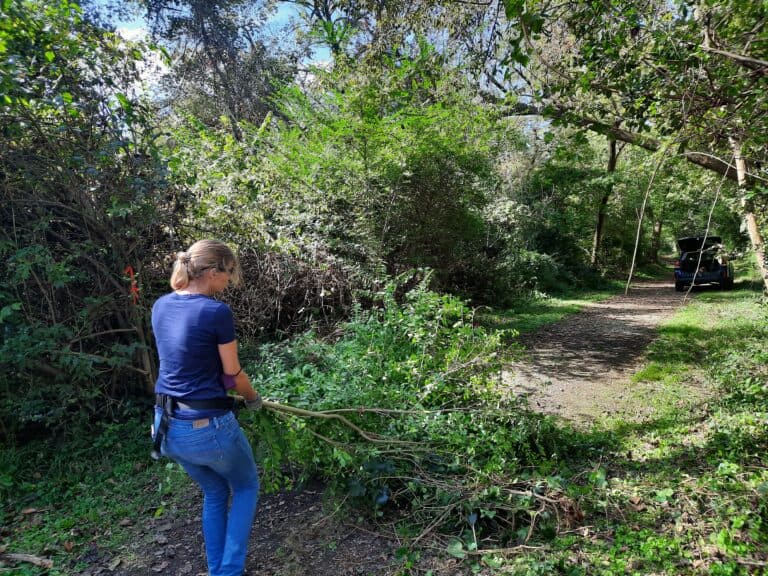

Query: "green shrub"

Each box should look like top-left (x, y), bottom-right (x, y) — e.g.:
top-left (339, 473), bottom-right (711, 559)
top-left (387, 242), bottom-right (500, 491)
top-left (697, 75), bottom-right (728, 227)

top-left (241, 277), bottom-right (578, 549)
top-left (0, 0), bottom-right (181, 437)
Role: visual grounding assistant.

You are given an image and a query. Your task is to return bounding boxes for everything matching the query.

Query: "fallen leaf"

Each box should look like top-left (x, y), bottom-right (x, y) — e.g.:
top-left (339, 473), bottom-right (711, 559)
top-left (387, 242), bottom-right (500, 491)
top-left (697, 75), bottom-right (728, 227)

top-left (151, 561), bottom-right (169, 572)
top-left (21, 508), bottom-right (38, 515)
top-left (63, 541), bottom-right (74, 552)
top-left (108, 557), bottom-right (122, 570)
top-left (119, 519), bottom-right (132, 527)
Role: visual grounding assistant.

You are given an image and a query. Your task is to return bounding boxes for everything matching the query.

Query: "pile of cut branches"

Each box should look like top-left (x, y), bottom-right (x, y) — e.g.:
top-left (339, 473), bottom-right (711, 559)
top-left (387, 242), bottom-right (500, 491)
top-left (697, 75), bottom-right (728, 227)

top-left (228, 248), bottom-right (352, 340)
top-left (248, 397), bottom-right (582, 558)
top-left (237, 279), bottom-right (587, 559)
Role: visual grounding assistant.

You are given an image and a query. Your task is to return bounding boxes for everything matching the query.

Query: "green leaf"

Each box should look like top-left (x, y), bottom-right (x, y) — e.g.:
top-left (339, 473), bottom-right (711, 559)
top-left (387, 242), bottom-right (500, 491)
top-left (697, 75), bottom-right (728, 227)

top-left (115, 92), bottom-right (131, 111)
top-left (653, 488), bottom-right (674, 503)
top-left (446, 539), bottom-right (466, 559)
top-left (503, 0), bottom-right (525, 19)
top-left (45, 50), bottom-right (55, 62)
top-left (0, 302), bottom-right (22, 323)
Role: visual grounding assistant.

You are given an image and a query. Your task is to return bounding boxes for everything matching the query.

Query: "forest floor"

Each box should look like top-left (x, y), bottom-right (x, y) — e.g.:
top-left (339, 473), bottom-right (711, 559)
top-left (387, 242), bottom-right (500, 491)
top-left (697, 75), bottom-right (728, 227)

top-left (103, 280), bottom-right (696, 576)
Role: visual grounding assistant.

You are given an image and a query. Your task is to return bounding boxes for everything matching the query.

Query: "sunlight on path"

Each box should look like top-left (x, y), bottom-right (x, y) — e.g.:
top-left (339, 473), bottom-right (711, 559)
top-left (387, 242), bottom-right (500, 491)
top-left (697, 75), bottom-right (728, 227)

top-left (503, 281), bottom-right (698, 425)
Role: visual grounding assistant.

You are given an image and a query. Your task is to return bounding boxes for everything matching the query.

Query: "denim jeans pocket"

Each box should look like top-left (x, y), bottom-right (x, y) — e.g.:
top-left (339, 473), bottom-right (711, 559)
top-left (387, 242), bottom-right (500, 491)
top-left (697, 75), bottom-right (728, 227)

top-left (165, 423), bottom-right (223, 465)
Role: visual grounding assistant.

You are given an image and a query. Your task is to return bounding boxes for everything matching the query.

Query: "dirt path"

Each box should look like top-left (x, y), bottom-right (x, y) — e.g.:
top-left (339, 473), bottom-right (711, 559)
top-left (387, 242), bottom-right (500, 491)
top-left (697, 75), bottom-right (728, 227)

top-left (503, 280), bottom-right (690, 424)
top-left (106, 481), bottom-right (400, 576)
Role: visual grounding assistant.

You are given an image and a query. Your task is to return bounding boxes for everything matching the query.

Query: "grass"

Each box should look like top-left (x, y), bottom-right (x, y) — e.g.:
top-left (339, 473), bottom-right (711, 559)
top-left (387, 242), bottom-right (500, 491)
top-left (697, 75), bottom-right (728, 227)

top-left (0, 411), bottom-right (193, 575)
top-left (478, 281), bottom-right (625, 335)
top-left (500, 284), bottom-right (768, 575)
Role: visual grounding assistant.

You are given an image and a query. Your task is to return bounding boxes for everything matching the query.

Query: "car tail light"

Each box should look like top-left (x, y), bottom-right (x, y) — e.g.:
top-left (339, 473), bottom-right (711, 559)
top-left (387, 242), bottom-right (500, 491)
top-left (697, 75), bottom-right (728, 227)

top-left (674, 260), bottom-right (680, 267)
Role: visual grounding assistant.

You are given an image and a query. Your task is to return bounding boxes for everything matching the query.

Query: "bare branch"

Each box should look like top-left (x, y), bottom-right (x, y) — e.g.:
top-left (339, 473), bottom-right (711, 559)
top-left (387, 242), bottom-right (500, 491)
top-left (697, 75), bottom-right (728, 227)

top-left (698, 44), bottom-right (768, 73)
top-left (261, 400), bottom-right (426, 446)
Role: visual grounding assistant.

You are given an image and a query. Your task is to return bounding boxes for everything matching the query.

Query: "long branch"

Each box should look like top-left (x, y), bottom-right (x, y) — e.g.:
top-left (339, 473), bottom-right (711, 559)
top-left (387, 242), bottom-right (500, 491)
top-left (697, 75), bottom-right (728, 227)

top-left (261, 400), bottom-right (425, 446)
top-left (697, 44), bottom-right (768, 72)
top-left (501, 103), bottom-right (765, 185)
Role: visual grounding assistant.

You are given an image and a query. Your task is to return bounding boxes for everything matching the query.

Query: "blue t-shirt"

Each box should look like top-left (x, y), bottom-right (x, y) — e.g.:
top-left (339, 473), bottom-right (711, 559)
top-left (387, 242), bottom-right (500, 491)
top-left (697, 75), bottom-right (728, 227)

top-left (152, 293), bottom-right (236, 419)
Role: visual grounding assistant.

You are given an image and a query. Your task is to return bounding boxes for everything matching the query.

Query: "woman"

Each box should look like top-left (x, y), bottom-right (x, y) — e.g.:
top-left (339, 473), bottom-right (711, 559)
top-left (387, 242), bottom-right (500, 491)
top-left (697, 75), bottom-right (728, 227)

top-left (151, 239), bottom-right (261, 576)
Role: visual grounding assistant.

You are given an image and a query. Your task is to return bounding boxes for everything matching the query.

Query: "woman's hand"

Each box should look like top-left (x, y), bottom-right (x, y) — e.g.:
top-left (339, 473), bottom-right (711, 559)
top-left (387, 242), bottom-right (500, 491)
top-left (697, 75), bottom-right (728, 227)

top-left (244, 394), bottom-right (263, 411)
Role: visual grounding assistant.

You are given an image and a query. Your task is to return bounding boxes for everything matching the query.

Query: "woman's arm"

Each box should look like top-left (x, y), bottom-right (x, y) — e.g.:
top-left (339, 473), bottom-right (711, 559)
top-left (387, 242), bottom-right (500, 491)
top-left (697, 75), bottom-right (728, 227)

top-left (218, 340), bottom-right (258, 401)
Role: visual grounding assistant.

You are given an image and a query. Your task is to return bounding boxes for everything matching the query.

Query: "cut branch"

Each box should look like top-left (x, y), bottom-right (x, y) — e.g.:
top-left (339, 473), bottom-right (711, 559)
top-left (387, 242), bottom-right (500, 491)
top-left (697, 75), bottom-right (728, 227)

top-left (260, 400), bottom-right (425, 446)
top-left (0, 554), bottom-right (53, 569)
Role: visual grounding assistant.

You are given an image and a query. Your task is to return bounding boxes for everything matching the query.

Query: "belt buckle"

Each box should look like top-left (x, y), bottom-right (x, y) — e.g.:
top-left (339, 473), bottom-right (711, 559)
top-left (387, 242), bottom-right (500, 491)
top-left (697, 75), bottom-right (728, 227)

top-left (192, 418), bottom-right (210, 429)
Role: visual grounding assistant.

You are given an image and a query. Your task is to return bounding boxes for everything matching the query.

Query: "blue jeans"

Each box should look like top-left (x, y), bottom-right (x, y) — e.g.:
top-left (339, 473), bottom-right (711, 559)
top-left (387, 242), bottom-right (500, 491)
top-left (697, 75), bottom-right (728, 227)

top-left (155, 409), bottom-right (259, 576)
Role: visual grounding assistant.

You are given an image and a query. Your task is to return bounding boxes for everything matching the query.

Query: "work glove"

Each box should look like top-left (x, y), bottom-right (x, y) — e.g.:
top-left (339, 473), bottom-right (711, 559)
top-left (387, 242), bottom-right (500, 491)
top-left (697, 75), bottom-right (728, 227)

top-left (244, 393), bottom-right (263, 411)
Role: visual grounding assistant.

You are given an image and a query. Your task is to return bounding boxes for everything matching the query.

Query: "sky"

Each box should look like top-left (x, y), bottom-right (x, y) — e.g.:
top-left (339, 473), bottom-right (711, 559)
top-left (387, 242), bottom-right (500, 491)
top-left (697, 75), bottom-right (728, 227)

top-left (86, 0), bottom-right (329, 94)
top-left (92, 1), bottom-right (303, 42)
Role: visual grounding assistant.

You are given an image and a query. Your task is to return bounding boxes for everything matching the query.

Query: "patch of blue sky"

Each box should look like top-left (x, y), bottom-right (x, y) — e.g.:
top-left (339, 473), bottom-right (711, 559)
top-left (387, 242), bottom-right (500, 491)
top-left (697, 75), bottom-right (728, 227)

top-left (88, 0), bottom-right (329, 62)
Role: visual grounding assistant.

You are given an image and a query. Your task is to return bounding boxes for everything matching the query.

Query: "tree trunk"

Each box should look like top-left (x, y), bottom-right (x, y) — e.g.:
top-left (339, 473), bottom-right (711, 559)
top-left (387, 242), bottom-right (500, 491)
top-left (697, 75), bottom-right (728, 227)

top-left (730, 137), bottom-right (768, 294)
top-left (590, 137), bottom-right (618, 267)
top-left (651, 218), bottom-right (663, 265)
top-left (646, 204), bottom-right (663, 264)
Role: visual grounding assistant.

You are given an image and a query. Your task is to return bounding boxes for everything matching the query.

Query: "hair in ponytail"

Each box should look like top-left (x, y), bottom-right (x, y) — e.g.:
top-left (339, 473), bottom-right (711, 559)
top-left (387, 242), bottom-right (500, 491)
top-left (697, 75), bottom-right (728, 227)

top-left (169, 239), bottom-right (241, 290)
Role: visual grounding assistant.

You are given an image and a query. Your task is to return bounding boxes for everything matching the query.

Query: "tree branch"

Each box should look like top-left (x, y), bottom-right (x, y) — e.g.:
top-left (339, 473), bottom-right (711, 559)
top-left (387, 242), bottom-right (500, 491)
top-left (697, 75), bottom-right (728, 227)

top-left (698, 44), bottom-right (768, 73)
top-left (260, 400), bottom-right (426, 446)
top-left (0, 554), bottom-right (53, 569)
top-left (499, 101), bottom-right (768, 185)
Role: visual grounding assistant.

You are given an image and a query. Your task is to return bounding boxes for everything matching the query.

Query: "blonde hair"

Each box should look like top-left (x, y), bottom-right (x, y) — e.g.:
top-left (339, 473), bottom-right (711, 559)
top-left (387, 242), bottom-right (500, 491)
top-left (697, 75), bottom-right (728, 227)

top-left (170, 239), bottom-right (242, 290)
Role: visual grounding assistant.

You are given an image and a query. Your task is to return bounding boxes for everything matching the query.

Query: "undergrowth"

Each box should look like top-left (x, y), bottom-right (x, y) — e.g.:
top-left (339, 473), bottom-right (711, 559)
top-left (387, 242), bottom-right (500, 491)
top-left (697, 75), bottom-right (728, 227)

top-left (0, 404), bottom-right (189, 575)
top-left (1, 278), bottom-right (608, 574)
top-left (241, 278), bottom-right (602, 559)
top-left (4, 278), bottom-right (765, 575)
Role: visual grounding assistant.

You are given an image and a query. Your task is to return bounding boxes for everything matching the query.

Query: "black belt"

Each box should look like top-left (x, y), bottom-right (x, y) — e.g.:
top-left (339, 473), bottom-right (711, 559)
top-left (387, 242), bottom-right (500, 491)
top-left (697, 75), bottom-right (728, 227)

top-left (154, 393), bottom-right (234, 412)
top-left (151, 394), bottom-right (235, 460)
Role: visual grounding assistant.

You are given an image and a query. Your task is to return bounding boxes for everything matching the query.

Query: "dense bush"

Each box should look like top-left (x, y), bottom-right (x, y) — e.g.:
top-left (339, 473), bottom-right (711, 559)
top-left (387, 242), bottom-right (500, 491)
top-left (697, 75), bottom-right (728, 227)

top-left (0, 1), bottom-right (177, 438)
top-left (241, 278), bottom-right (580, 549)
top-left (241, 51), bottom-right (523, 301)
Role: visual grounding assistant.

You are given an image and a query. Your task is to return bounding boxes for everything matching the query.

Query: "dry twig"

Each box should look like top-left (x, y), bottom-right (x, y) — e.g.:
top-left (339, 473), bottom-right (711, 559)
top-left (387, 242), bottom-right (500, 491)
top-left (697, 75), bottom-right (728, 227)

top-left (0, 553), bottom-right (53, 569)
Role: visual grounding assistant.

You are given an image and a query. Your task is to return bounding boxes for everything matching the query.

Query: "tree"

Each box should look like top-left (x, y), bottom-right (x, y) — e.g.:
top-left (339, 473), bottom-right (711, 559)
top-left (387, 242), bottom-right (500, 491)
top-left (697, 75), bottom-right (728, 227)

top-left (503, 0), bottom-right (768, 290)
top-left (140, 0), bottom-right (297, 139)
top-left (0, 0), bottom-right (176, 435)
top-left (262, 48), bottom-right (513, 296)
top-left (278, 0), bottom-right (767, 288)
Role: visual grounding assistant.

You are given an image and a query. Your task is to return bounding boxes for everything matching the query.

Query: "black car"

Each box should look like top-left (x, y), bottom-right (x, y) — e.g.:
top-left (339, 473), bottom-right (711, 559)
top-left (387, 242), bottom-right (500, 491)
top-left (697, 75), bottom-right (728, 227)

top-left (673, 236), bottom-right (734, 291)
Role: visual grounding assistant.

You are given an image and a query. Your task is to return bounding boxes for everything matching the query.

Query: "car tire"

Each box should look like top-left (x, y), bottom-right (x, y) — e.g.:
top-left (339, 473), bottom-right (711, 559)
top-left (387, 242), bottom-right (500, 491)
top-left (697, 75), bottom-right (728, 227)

top-left (675, 282), bottom-right (685, 292)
